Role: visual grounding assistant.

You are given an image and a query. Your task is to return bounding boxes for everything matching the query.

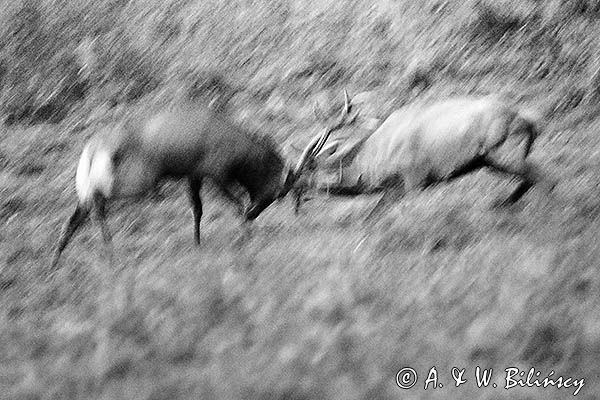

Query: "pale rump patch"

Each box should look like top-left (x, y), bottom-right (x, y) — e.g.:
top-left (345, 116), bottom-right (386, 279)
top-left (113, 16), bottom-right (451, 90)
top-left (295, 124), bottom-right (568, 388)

top-left (75, 143), bottom-right (113, 207)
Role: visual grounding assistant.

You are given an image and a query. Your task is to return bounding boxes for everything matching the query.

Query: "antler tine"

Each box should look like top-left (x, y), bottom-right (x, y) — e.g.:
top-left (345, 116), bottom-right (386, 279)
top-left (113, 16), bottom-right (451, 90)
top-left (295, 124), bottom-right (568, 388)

top-left (310, 90), bottom-right (360, 157)
top-left (293, 89), bottom-right (357, 178)
top-left (293, 132), bottom-right (324, 176)
top-left (337, 89), bottom-right (353, 126)
top-left (311, 128), bottom-right (333, 158)
top-left (343, 89), bottom-right (350, 114)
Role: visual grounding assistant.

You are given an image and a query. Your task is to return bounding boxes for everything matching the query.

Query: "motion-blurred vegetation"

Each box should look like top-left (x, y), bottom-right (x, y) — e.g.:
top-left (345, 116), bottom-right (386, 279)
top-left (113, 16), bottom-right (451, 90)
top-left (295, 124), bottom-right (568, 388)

top-left (2, 0), bottom-right (600, 125)
top-left (2, 0), bottom-right (600, 399)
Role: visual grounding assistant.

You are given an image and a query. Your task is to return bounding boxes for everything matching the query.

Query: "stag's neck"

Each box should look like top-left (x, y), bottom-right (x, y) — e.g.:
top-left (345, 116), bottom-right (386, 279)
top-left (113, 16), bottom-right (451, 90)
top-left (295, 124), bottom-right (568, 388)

top-left (234, 138), bottom-right (286, 202)
top-left (325, 130), bottom-right (396, 192)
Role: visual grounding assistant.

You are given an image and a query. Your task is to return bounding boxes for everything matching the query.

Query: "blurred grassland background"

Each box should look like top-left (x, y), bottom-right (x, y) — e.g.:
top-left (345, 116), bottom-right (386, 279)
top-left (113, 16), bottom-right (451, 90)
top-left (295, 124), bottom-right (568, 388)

top-left (2, 0), bottom-right (600, 399)
top-left (4, 0), bottom-right (600, 126)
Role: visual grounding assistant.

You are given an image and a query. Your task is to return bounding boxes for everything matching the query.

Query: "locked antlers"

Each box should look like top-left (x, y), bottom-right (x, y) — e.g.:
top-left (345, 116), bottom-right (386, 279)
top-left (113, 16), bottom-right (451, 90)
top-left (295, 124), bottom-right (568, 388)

top-left (291, 90), bottom-right (360, 213)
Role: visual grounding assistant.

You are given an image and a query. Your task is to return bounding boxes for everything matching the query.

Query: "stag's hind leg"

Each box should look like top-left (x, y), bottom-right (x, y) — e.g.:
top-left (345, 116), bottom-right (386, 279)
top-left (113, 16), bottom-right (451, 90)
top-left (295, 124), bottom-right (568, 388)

top-left (483, 156), bottom-right (552, 205)
top-left (188, 177), bottom-right (203, 244)
top-left (93, 193), bottom-right (114, 266)
top-left (50, 203), bottom-right (91, 272)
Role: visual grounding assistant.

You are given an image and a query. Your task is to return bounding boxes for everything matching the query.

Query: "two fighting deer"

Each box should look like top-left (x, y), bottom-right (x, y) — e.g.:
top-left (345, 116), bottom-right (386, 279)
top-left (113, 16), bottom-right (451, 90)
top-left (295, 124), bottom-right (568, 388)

top-left (50, 91), bottom-right (555, 269)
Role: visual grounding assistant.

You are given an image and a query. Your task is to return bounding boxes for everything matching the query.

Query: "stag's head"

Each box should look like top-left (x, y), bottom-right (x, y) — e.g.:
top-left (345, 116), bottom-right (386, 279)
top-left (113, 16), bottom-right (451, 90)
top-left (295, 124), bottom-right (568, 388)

top-left (282, 89), bottom-right (360, 213)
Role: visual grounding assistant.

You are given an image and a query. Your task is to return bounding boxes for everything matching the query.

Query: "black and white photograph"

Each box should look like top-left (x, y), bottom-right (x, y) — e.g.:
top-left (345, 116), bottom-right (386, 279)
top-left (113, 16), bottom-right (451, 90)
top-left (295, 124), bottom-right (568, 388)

top-left (0, 0), bottom-right (598, 398)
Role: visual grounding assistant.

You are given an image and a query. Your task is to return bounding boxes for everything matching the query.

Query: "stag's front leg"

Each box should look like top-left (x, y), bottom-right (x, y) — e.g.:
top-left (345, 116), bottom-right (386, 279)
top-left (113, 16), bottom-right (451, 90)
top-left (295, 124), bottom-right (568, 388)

top-left (188, 177), bottom-right (203, 244)
top-left (216, 184), bottom-right (246, 217)
top-left (363, 174), bottom-right (405, 223)
top-left (363, 187), bottom-right (404, 222)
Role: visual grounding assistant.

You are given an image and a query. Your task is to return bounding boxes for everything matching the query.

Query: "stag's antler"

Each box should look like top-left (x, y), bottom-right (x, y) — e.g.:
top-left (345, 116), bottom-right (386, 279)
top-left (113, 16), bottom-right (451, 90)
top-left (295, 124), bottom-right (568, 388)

top-left (294, 90), bottom-right (359, 177)
top-left (291, 89), bottom-right (360, 213)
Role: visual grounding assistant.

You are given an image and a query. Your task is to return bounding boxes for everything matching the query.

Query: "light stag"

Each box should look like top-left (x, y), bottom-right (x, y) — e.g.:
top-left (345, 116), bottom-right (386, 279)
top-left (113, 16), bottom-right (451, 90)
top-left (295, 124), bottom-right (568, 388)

top-left (50, 95), bottom-right (358, 270)
top-left (300, 94), bottom-right (556, 217)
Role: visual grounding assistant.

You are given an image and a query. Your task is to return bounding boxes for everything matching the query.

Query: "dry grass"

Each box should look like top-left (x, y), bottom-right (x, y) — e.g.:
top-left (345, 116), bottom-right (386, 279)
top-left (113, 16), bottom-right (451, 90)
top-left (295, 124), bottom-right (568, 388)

top-left (2, 0), bottom-right (600, 398)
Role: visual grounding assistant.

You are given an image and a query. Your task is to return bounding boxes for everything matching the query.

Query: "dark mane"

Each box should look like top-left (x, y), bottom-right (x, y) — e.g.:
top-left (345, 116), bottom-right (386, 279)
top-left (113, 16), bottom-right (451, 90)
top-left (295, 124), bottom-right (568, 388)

top-left (246, 128), bottom-right (285, 163)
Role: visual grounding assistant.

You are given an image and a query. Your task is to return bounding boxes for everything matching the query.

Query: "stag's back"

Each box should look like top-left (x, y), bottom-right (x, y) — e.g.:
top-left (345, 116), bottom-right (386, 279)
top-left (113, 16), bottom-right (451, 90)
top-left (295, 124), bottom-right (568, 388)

top-left (352, 96), bottom-right (513, 185)
top-left (90, 105), bottom-right (285, 199)
top-left (136, 107), bottom-right (254, 176)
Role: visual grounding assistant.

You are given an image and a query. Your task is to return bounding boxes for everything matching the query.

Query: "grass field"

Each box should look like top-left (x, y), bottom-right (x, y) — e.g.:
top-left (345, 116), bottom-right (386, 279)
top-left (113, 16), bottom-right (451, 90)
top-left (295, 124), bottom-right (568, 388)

top-left (2, 0), bottom-right (600, 399)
